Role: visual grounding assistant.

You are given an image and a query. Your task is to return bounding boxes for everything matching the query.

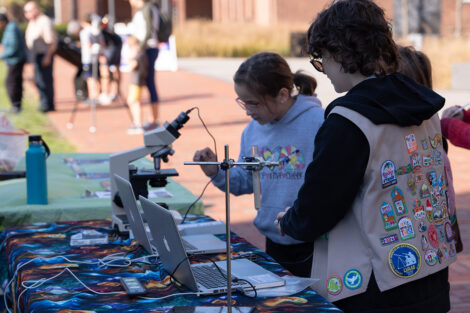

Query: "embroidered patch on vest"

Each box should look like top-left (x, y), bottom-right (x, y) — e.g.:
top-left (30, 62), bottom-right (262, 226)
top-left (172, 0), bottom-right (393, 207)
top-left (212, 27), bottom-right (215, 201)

top-left (344, 269), bottom-right (362, 290)
top-left (424, 249), bottom-right (438, 266)
top-left (449, 241), bottom-right (456, 257)
top-left (427, 171), bottom-right (438, 187)
top-left (428, 225), bottom-right (440, 248)
top-left (425, 199), bottom-right (434, 223)
top-left (441, 243), bottom-right (449, 259)
top-left (415, 172), bottom-right (425, 183)
top-left (389, 243), bottom-right (421, 278)
top-left (420, 183), bottom-right (431, 198)
top-left (418, 220), bottom-right (427, 232)
top-left (421, 139), bottom-right (429, 150)
top-left (421, 234), bottom-right (430, 250)
top-left (410, 153), bottom-right (422, 172)
top-left (380, 202), bottom-right (398, 231)
top-left (445, 222), bottom-right (454, 242)
top-left (405, 133), bottom-right (418, 153)
top-left (429, 134), bottom-right (442, 149)
top-left (396, 164), bottom-right (413, 176)
top-left (381, 160), bottom-right (397, 188)
top-left (398, 217), bottom-right (415, 240)
top-left (326, 275), bottom-right (343, 295)
top-left (407, 175), bottom-right (417, 196)
top-left (391, 187), bottom-right (408, 216)
top-left (413, 199), bottom-right (426, 220)
top-left (423, 155), bottom-right (433, 167)
top-left (433, 149), bottom-right (442, 165)
top-left (380, 234), bottom-right (399, 246)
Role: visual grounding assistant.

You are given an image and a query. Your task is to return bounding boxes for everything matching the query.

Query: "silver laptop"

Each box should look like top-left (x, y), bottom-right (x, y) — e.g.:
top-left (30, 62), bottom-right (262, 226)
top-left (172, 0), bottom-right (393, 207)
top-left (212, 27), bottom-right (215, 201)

top-left (140, 195), bottom-right (285, 295)
top-left (114, 174), bottom-right (226, 255)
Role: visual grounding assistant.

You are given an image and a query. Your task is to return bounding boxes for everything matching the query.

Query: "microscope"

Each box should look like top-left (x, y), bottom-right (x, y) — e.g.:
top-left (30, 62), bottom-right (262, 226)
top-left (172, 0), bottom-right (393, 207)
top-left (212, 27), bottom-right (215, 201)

top-left (110, 111), bottom-right (191, 232)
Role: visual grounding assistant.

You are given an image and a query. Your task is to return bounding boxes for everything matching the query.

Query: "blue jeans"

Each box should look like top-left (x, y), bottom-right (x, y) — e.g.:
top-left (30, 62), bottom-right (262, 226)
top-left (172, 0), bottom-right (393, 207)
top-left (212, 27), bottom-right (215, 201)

top-left (145, 48), bottom-right (159, 103)
top-left (34, 54), bottom-right (55, 111)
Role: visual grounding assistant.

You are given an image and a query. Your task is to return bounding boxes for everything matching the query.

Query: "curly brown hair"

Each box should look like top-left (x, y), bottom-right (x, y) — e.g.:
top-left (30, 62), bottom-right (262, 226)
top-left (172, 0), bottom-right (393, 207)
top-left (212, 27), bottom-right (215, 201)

top-left (307, 0), bottom-right (398, 77)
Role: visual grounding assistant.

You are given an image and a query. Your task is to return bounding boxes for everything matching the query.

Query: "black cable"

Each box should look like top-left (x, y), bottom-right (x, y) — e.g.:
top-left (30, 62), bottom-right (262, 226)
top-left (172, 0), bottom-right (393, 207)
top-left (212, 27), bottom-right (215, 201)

top-left (197, 255), bottom-right (258, 298)
top-left (190, 106), bottom-right (218, 161)
top-left (181, 176), bottom-right (215, 224)
top-left (235, 278), bottom-right (257, 298)
top-left (181, 106), bottom-right (218, 224)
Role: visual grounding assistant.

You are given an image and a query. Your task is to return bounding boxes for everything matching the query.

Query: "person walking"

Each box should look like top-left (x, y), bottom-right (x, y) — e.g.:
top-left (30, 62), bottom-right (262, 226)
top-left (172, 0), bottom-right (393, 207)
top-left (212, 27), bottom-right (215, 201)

top-left (129, 0), bottom-right (160, 130)
top-left (0, 13), bottom-right (26, 114)
top-left (24, 1), bottom-right (57, 113)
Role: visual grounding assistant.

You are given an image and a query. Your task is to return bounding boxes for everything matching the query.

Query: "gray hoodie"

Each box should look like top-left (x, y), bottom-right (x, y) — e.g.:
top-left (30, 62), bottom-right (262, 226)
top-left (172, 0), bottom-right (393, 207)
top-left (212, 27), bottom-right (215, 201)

top-left (212, 94), bottom-right (324, 244)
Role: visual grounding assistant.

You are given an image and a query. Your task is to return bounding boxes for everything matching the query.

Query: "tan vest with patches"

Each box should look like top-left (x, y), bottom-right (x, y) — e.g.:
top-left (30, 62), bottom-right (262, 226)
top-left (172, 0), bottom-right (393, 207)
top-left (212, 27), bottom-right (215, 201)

top-left (311, 107), bottom-right (456, 302)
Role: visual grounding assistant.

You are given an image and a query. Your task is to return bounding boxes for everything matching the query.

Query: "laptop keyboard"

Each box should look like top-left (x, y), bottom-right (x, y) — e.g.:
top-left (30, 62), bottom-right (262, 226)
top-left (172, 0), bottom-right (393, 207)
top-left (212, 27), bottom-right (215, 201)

top-left (192, 264), bottom-right (242, 289)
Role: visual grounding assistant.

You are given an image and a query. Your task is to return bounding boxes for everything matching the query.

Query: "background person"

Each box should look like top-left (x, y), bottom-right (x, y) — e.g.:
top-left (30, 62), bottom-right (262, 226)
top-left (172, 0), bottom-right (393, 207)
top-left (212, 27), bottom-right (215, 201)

top-left (79, 13), bottom-right (104, 105)
top-left (126, 35), bottom-right (148, 134)
top-left (441, 105), bottom-right (470, 150)
top-left (193, 52), bottom-right (324, 277)
top-left (0, 13), bottom-right (26, 114)
top-left (129, 0), bottom-right (160, 130)
top-left (277, 1), bottom-right (455, 311)
top-left (24, 1), bottom-right (57, 113)
top-left (99, 15), bottom-right (123, 105)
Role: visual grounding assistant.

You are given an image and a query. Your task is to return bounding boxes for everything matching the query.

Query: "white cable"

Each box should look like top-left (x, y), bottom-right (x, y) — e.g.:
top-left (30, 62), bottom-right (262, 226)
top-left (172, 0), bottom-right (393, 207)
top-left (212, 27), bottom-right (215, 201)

top-left (3, 253), bottom-right (161, 313)
top-left (139, 291), bottom-right (200, 301)
top-left (17, 267), bottom-right (126, 313)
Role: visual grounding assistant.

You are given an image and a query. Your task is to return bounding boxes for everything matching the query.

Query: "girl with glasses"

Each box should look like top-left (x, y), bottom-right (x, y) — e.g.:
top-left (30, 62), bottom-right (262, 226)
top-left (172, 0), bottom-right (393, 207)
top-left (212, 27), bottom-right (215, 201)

top-left (193, 52), bottom-right (324, 277)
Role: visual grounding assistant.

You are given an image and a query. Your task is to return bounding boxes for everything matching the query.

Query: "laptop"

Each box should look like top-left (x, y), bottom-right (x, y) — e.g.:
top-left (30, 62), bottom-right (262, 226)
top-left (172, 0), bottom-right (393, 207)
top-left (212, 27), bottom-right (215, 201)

top-left (140, 195), bottom-right (286, 295)
top-left (113, 174), bottom-right (226, 255)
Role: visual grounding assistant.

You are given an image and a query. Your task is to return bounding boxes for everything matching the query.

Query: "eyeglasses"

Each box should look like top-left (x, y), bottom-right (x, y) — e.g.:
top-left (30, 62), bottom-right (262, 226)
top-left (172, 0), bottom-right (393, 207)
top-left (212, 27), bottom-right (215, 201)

top-left (235, 97), bottom-right (260, 110)
top-left (309, 54), bottom-right (323, 73)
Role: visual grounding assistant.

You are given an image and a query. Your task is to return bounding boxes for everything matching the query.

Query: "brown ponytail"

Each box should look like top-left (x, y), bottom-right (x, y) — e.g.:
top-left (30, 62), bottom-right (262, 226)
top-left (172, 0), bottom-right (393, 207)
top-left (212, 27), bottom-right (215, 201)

top-left (293, 71), bottom-right (317, 96)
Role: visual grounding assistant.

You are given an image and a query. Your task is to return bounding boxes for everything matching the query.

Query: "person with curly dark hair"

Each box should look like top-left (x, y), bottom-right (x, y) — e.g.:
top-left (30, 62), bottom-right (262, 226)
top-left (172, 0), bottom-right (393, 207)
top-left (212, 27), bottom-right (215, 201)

top-left (276, 1), bottom-right (454, 312)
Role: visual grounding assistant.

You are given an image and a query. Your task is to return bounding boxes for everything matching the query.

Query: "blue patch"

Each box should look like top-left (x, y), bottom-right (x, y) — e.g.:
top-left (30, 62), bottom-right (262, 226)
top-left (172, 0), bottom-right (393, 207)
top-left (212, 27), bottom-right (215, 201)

top-left (343, 269), bottom-right (362, 290)
top-left (388, 243), bottom-right (421, 278)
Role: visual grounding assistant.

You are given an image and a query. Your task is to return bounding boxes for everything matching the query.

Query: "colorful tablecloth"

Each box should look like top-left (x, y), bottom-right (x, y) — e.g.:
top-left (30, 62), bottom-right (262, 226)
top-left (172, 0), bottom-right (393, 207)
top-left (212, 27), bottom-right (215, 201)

top-left (0, 153), bottom-right (203, 231)
top-left (0, 218), bottom-right (340, 313)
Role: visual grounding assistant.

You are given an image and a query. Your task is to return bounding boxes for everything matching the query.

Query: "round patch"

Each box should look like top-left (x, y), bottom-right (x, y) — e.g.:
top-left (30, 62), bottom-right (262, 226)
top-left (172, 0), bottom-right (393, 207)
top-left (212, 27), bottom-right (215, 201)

top-left (343, 269), bottom-right (362, 290)
top-left (388, 243), bottom-right (421, 278)
top-left (326, 275), bottom-right (343, 295)
top-left (424, 249), bottom-right (437, 266)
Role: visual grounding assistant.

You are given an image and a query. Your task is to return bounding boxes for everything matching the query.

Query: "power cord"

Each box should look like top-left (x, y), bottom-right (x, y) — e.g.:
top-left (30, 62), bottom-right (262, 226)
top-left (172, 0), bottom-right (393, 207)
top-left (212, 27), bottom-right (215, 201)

top-left (182, 106), bottom-right (218, 224)
top-left (16, 267), bottom-right (126, 313)
top-left (3, 253), bottom-right (160, 313)
top-left (196, 255), bottom-right (258, 298)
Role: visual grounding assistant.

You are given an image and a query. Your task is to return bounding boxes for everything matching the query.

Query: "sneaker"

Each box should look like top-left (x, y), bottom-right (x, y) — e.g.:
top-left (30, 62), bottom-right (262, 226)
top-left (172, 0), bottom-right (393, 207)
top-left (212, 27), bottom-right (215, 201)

top-left (142, 122), bottom-right (160, 131)
top-left (10, 106), bottom-right (21, 114)
top-left (127, 124), bottom-right (143, 135)
top-left (99, 93), bottom-right (112, 106)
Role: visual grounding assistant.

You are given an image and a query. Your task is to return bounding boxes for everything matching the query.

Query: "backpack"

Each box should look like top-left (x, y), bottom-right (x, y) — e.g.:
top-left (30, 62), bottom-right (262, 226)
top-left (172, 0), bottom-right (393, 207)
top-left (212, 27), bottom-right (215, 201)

top-left (157, 11), bottom-right (172, 43)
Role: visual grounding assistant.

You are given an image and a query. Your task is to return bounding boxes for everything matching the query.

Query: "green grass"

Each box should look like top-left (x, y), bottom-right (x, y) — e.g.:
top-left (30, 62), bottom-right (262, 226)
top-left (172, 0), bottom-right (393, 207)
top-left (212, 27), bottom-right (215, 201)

top-left (0, 63), bottom-right (76, 153)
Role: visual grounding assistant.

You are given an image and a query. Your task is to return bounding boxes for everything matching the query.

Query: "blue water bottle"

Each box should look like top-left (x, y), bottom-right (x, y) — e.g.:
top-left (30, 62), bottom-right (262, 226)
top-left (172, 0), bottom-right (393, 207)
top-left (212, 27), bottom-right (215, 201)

top-left (26, 135), bottom-right (50, 205)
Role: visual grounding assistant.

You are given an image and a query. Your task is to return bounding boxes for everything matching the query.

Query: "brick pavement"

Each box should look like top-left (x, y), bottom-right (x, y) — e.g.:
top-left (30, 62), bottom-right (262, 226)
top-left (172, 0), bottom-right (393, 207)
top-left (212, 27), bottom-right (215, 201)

top-left (32, 58), bottom-right (470, 311)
